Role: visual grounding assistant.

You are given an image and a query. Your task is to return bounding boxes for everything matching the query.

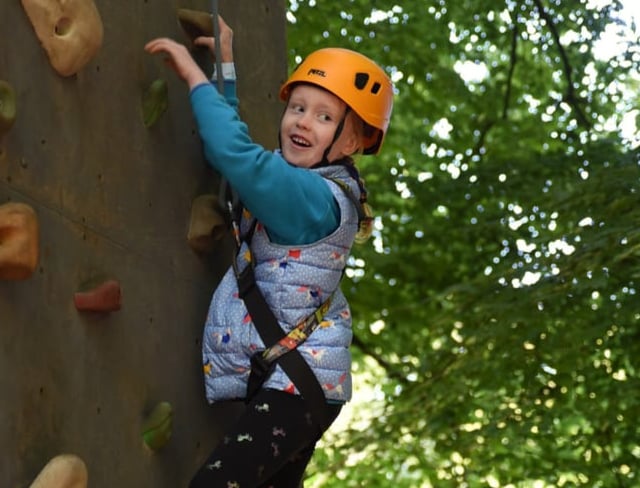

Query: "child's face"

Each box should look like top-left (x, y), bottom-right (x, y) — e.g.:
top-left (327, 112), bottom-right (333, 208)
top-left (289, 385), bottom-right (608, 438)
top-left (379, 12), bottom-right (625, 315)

top-left (280, 84), bottom-right (360, 168)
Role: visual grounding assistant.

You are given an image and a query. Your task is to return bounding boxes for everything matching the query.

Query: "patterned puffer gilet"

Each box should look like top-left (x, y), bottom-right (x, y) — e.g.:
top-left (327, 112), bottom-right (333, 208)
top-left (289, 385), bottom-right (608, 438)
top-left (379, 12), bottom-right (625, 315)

top-left (201, 165), bottom-right (360, 404)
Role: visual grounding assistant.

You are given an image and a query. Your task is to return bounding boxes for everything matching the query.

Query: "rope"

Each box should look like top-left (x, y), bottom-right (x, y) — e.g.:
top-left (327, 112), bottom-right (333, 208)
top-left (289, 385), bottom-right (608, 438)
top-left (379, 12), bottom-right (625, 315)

top-left (211, 0), bottom-right (224, 93)
top-left (210, 0), bottom-right (238, 214)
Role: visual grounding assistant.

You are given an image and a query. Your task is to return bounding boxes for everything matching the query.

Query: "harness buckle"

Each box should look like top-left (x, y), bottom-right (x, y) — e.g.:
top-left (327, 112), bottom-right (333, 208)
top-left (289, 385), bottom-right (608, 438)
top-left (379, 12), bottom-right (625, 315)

top-left (250, 350), bottom-right (274, 377)
top-left (247, 350), bottom-right (277, 400)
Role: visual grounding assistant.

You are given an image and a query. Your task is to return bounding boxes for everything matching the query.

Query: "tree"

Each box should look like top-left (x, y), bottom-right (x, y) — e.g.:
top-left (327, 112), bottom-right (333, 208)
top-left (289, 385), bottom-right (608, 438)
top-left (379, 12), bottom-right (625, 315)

top-left (286, 1), bottom-right (640, 486)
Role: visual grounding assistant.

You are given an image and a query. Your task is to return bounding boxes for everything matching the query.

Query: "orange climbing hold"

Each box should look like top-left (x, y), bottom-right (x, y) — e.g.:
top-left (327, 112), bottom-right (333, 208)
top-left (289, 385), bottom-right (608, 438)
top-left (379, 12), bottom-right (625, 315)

top-left (21, 0), bottom-right (104, 76)
top-left (0, 202), bottom-right (39, 281)
top-left (29, 454), bottom-right (88, 488)
top-left (73, 279), bottom-right (121, 312)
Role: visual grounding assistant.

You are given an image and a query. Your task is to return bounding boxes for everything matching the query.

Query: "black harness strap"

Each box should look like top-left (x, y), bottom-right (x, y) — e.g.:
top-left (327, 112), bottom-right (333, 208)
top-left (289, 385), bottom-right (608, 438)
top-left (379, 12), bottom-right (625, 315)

top-left (237, 263), bottom-right (333, 432)
top-left (329, 177), bottom-right (366, 223)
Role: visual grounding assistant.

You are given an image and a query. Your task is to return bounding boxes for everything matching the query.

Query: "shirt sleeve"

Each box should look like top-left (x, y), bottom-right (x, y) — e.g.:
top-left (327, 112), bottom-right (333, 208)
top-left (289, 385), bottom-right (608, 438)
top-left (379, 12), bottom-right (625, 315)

top-left (208, 62), bottom-right (239, 110)
top-left (189, 82), bottom-right (339, 245)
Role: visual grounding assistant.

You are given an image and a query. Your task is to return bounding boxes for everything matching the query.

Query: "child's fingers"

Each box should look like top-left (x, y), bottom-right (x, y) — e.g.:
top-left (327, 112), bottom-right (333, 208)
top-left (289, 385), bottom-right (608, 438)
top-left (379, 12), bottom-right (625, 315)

top-left (144, 37), bottom-right (180, 54)
top-left (144, 40), bottom-right (168, 55)
top-left (193, 36), bottom-right (215, 50)
top-left (217, 14), bottom-right (231, 33)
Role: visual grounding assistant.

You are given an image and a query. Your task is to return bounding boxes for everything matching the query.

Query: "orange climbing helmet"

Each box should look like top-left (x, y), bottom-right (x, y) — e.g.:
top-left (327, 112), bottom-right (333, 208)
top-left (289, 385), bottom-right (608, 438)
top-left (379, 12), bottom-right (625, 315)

top-left (279, 48), bottom-right (394, 155)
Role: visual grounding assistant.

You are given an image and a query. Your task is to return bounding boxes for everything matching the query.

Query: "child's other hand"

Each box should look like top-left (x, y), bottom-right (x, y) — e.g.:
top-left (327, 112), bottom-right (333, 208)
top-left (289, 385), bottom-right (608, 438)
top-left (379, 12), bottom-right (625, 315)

top-left (144, 38), bottom-right (208, 89)
top-left (193, 15), bottom-right (234, 63)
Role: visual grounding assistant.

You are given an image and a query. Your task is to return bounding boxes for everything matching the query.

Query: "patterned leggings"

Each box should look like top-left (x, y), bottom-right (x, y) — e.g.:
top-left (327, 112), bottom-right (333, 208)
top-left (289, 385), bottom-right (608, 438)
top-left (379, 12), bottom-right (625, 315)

top-left (189, 389), bottom-right (342, 488)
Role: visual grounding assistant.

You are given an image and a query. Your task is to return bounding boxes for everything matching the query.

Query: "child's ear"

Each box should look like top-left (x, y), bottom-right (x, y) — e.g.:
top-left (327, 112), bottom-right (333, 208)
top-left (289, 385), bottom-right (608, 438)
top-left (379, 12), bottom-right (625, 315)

top-left (343, 131), bottom-right (363, 156)
top-left (343, 113), bottom-right (367, 155)
top-left (343, 137), bottom-right (359, 155)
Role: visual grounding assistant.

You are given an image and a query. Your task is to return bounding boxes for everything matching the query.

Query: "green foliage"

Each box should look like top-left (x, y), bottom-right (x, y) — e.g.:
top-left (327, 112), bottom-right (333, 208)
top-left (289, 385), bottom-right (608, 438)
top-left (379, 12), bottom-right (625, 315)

top-left (287, 0), bottom-right (640, 486)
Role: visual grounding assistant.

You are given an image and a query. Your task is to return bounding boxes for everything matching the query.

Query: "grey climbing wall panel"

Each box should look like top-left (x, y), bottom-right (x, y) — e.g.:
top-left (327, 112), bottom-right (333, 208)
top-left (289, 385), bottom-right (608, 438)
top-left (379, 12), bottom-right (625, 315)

top-left (0, 0), bottom-right (287, 486)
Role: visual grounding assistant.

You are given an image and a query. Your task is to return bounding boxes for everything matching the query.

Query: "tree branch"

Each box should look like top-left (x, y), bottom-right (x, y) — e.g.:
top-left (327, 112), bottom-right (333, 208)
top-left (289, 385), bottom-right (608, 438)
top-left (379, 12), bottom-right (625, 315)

top-left (471, 12), bottom-right (517, 158)
top-left (532, 0), bottom-right (591, 128)
top-left (351, 334), bottom-right (410, 384)
top-left (503, 19), bottom-right (519, 120)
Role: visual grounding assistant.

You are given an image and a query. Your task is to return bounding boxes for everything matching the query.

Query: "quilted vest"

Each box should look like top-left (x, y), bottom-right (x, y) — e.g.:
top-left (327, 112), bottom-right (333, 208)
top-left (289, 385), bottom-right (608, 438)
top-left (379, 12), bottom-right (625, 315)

top-left (201, 164), bottom-right (360, 403)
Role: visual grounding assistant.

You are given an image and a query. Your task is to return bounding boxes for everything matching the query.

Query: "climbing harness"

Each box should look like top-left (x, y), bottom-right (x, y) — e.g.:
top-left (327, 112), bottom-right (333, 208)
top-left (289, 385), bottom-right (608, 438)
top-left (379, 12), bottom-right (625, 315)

top-left (227, 176), bottom-right (366, 432)
top-left (236, 252), bottom-right (335, 432)
top-left (227, 210), bottom-right (334, 431)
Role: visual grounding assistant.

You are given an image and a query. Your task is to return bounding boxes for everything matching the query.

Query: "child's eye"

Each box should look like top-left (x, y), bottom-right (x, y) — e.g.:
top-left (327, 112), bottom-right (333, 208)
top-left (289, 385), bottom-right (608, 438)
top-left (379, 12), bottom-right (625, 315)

top-left (319, 114), bottom-right (332, 122)
top-left (290, 104), bottom-right (304, 113)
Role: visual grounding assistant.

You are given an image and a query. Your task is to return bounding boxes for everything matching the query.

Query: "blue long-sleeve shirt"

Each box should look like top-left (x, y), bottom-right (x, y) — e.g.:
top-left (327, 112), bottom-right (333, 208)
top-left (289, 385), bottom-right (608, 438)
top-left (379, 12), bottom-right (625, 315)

top-left (197, 69), bottom-right (358, 405)
top-left (189, 80), bottom-right (340, 245)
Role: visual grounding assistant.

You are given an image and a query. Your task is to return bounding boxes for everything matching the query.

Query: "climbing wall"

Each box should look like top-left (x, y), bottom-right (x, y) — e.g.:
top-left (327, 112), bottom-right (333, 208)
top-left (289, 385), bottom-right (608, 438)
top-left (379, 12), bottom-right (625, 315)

top-left (0, 0), bottom-right (287, 486)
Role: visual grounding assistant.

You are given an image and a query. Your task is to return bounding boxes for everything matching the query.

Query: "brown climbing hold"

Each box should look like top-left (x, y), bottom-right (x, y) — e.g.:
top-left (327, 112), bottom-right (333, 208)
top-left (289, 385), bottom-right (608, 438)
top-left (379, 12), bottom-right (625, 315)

top-left (0, 80), bottom-right (17, 136)
top-left (21, 0), bottom-right (104, 77)
top-left (187, 194), bottom-right (227, 253)
top-left (74, 279), bottom-right (121, 313)
top-left (29, 454), bottom-right (88, 488)
top-left (177, 8), bottom-right (214, 41)
top-left (0, 202), bottom-right (39, 281)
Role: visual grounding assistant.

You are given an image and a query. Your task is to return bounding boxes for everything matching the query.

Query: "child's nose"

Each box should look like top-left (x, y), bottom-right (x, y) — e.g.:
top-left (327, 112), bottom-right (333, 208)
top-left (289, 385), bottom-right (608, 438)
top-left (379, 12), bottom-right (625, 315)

top-left (296, 112), bottom-right (312, 129)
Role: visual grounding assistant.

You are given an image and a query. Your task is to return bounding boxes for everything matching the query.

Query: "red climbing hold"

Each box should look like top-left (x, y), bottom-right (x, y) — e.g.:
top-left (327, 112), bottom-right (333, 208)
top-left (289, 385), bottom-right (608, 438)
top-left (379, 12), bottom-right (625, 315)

top-left (73, 279), bottom-right (122, 313)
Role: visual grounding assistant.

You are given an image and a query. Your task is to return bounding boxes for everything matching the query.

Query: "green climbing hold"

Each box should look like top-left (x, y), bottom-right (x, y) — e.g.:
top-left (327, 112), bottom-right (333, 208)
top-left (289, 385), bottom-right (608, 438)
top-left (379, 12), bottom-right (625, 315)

top-left (141, 401), bottom-right (173, 451)
top-left (141, 79), bottom-right (168, 128)
top-left (0, 80), bottom-right (17, 135)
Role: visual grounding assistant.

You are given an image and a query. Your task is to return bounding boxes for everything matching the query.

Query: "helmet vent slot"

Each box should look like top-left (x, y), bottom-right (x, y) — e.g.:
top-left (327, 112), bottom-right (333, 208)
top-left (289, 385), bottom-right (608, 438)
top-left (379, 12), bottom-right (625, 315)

top-left (371, 82), bottom-right (381, 94)
top-left (354, 72), bottom-right (369, 89)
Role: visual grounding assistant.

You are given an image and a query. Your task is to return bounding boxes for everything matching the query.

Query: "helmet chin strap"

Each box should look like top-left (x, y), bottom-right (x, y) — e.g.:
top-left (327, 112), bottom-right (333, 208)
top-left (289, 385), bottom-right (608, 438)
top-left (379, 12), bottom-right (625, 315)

top-left (318, 106), bottom-right (350, 166)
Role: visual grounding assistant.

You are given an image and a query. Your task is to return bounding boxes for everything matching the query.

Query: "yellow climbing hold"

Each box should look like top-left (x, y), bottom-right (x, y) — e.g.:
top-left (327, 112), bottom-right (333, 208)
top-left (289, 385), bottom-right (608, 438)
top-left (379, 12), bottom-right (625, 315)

top-left (0, 80), bottom-right (17, 136)
top-left (187, 194), bottom-right (227, 253)
top-left (29, 454), bottom-right (88, 488)
top-left (21, 0), bottom-right (104, 77)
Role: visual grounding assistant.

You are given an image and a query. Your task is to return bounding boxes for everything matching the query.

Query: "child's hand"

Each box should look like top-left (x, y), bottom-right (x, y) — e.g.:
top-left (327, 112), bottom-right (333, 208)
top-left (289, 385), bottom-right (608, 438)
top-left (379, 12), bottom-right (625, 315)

top-left (144, 38), bottom-right (208, 89)
top-left (193, 15), bottom-right (234, 63)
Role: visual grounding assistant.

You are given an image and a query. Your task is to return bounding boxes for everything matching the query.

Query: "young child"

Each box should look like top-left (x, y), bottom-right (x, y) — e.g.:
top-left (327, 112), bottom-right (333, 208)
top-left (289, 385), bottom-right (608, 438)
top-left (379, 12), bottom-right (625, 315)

top-left (145, 15), bottom-right (393, 488)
